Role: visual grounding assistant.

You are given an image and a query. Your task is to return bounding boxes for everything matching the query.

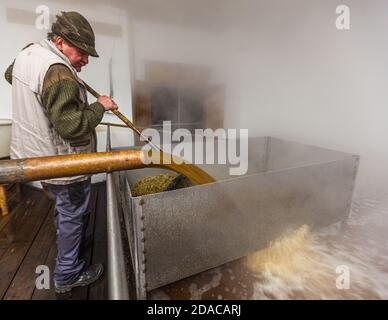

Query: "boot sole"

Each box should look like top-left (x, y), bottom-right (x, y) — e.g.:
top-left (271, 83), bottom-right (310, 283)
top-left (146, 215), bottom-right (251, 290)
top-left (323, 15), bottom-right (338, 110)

top-left (55, 267), bottom-right (104, 294)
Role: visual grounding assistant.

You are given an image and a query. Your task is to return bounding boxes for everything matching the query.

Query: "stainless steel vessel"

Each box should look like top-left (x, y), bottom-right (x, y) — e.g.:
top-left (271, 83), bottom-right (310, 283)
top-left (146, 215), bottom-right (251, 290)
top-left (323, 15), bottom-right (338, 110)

top-left (107, 136), bottom-right (359, 299)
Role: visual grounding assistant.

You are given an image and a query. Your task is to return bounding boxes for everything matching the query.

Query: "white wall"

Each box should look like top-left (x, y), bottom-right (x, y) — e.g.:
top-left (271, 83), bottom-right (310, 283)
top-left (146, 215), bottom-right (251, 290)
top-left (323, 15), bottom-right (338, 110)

top-left (0, 0), bottom-right (135, 183)
top-left (2, 0), bottom-right (388, 193)
top-left (217, 0), bottom-right (388, 193)
top-left (223, 0), bottom-right (388, 194)
top-left (0, 0), bottom-right (134, 145)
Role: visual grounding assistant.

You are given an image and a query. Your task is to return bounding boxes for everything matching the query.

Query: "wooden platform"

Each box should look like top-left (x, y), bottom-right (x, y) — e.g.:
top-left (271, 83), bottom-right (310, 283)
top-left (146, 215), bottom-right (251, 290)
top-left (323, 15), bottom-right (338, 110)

top-left (0, 183), bottom-right (107, 300)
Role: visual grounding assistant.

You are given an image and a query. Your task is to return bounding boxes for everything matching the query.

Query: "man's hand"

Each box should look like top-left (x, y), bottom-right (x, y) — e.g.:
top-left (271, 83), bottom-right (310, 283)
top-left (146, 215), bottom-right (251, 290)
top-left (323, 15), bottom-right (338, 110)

top-left (97, 96), bottom-right (118, 111)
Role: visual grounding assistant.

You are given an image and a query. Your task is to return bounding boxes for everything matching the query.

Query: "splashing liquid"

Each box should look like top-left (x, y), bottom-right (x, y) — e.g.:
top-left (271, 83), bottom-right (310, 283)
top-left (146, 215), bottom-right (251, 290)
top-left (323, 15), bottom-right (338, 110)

top-left (150, 192), bottom-right (388, 300)
top-left (244, 225), bottom-right (313, 275)
top-left (145, 151), bottom-right (216, 185)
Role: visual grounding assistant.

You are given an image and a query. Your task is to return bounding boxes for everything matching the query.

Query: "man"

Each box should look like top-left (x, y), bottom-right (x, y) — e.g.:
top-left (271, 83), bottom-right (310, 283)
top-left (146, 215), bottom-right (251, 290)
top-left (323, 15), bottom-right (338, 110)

top-left (4, 11), bottom-right (117, 294)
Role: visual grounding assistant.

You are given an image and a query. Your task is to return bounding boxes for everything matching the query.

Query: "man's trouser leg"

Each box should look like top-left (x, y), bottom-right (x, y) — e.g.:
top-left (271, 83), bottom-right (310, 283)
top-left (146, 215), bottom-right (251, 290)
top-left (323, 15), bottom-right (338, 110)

top-left (47, 179), bottom-right (91, 285)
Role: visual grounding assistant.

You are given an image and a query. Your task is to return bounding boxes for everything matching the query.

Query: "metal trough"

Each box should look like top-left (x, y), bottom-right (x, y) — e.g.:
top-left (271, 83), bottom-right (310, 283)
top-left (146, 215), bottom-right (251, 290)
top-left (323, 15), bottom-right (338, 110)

top-left (107, 136), bottom-right (359, 299)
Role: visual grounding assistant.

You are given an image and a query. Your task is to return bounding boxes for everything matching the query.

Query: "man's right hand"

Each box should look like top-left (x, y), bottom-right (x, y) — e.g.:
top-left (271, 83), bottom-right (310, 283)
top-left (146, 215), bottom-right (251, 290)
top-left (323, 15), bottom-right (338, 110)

top-left (97, 96), bottom-right (118, 111)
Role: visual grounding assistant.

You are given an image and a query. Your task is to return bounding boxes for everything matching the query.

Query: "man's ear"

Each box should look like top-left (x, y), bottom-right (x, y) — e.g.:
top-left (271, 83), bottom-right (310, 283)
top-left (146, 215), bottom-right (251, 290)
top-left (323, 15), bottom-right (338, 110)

top-left (54, 36), bottom-right (64, 51)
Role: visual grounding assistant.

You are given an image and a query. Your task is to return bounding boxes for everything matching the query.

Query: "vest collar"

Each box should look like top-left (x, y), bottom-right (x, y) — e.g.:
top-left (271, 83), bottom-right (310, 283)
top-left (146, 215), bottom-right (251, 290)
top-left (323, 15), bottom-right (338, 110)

top-left (39, 39), bottom-right (79, 77)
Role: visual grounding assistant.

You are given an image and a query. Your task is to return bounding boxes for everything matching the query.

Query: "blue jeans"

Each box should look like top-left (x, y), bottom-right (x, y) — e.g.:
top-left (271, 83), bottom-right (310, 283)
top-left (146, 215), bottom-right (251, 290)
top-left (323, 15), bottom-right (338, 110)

top-left (47, 179), bottom-right (91, 285)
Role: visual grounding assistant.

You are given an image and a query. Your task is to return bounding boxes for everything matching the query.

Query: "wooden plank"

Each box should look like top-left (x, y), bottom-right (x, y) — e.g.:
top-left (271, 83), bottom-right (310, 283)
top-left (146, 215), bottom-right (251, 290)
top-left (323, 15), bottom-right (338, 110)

top-left (0, 190), bottom-right (51, 299)
top-left (3, 204), bottom-right (54, 300)
top-left (0, 188), bottom-right (41, 267)
top-left (88, 183), bottom-right (107, 300)
top-left (2, 183), bottom-right (107, 300)
top-left (0, 191), bottom-right (43, 266)
top-left (0, 214), bottom-right (11, 234)
top-left (5, 183), bottom-right (21, 203)
top-left (0, 188), bottom-right (40, 235)
top-left (0, 243), bottom-right (8, 263)
top-left (0, 186), bottom-right (30, 234)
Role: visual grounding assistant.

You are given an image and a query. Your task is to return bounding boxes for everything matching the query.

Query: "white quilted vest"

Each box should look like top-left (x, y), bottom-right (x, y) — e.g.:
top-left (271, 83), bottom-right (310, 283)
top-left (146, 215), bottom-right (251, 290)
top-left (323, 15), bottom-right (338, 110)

top-left (11, 39), bottom-right (96, 184)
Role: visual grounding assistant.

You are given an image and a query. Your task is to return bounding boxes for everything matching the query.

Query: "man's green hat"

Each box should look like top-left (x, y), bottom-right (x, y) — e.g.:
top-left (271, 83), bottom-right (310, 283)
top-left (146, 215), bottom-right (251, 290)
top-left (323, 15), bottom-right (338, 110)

top-left (51, 11), bottom-right (99, 57)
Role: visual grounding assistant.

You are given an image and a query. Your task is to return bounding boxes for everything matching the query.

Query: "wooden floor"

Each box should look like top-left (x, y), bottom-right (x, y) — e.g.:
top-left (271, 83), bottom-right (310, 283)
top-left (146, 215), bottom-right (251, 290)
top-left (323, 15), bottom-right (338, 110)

top-left (0, 183), bottom-right (107, 300)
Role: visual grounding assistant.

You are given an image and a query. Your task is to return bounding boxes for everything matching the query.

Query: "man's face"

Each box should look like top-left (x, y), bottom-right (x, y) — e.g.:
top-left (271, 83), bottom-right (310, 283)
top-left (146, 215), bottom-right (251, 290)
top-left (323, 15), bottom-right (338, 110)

top-left (54, 37), bottom-right (89, 72)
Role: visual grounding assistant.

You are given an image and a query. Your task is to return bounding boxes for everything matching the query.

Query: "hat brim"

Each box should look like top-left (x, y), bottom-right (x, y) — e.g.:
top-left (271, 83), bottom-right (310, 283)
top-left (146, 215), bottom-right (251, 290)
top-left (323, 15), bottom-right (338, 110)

top-left (64, 36), bottom-right (99, 58)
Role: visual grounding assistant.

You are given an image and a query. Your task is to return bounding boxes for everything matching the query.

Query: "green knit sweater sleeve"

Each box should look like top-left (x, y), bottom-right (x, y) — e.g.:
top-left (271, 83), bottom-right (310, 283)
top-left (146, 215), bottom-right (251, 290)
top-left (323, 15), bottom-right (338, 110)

top-left (4, 63), bottom-right (13, 85)
top-left (41, 64), bottom-right (105, 140)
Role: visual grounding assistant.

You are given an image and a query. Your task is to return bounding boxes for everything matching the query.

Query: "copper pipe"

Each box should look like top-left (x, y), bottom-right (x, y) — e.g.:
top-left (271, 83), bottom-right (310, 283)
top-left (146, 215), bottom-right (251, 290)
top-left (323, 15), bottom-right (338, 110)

top-left (0, 150), bottom-right (146, 184)
top-left (0, 150), bottom-right (215, 185)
